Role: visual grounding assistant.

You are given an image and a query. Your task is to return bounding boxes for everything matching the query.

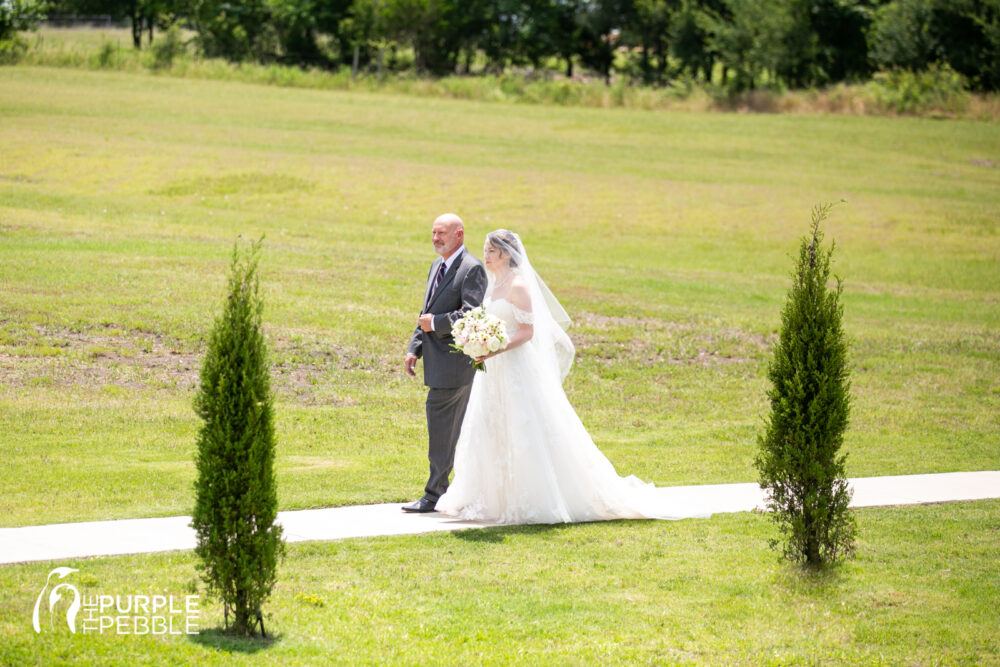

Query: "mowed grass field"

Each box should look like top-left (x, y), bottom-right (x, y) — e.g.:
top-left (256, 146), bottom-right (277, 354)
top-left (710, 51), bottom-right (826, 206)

top-left (0, 65), bottom-right (999, 663)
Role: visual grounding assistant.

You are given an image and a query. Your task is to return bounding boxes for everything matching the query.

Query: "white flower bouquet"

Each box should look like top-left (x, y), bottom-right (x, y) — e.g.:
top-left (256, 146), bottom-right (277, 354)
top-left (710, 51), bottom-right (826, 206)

top-left (451, 306), bottom-right (509, 372)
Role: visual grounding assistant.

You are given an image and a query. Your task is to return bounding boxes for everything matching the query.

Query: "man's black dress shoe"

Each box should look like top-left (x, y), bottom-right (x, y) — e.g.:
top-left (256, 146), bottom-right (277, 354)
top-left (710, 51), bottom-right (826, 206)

top-left (401, 498), bottom-right (438, 513)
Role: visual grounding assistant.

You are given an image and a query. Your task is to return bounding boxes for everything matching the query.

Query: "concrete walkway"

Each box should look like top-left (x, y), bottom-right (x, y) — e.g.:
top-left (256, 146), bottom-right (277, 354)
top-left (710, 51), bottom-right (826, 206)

top-left (2, 471), bottom-right (998, 565)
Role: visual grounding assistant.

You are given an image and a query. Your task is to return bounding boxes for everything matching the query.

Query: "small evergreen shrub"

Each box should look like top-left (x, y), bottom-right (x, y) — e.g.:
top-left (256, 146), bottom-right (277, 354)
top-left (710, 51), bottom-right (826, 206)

top-left (756, 203), bottom-right (857, 567)
top-left (191, 237), bottom-right (284, 636)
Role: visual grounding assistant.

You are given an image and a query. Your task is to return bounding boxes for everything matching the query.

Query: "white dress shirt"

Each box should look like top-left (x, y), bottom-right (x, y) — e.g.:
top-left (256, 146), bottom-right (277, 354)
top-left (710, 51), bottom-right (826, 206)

top-left (429, 246), bottom-right (465, 331)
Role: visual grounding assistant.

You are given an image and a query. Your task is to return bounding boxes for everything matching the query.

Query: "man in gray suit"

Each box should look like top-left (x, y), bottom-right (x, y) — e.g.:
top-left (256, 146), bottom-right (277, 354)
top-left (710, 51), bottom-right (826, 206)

top-left (403, 213), bottom-right (487, 513)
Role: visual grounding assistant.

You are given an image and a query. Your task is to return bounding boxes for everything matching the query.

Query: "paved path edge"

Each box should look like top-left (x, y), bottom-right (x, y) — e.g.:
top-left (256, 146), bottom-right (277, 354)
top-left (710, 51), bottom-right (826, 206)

top-left (2, 471), bottom-right (998, 565)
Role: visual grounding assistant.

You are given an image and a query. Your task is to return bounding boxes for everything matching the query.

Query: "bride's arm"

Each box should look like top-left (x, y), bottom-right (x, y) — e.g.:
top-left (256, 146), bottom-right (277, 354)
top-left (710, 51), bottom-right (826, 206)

top-left (475, 281), bottom-right (533, 362)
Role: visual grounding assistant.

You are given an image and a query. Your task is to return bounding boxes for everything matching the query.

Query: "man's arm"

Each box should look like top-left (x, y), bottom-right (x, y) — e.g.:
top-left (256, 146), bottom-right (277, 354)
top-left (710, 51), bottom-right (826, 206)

top-left (408, 262), bottom-right (435, 352)
top-left (407, 325), bottom-right (423, 357)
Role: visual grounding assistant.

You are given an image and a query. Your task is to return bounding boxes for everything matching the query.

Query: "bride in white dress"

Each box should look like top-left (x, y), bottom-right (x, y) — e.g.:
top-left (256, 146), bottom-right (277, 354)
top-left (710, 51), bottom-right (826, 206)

top-left (436, 230), bottom-right (704, 525)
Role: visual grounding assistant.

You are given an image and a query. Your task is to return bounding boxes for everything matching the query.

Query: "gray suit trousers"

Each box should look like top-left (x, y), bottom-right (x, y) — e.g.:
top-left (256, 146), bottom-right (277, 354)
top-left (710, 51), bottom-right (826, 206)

top-left (424, 384), bottom-right (473, 503)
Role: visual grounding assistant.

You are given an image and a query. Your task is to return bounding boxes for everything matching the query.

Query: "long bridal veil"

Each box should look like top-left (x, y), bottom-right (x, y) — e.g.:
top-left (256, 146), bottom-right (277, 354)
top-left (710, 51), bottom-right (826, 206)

top-left (484, 230), bottom-right (575, 381)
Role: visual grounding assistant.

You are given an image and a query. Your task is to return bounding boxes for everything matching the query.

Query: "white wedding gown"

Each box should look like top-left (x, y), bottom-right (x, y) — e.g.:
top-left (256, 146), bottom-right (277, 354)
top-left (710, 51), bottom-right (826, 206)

top-left (436, 297), bottom-right (706, 525)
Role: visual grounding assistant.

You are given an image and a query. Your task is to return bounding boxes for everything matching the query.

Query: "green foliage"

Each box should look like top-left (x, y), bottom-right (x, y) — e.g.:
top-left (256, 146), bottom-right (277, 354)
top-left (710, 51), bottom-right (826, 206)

top-left (191, 237), bottom-right (284, 637)
top-left (867, 62), bottom-right (970, 114)
top-left (670, 0), bottom-right (714, 81)
top-left (809, 0), bottom-right (873, 83)
top-left (265, 0), bottom-right (353, 66)
top-left (574, 0), bottom-right (624, 84)
top-left (870, 0), bottom-right (1000, 91)
top-left (94, 39), bottom-right (118, 67)
top-left (756, 203), bottom-right (857, 567)
top-left (148, 22), bottom-right (186, 69)
top-left (0, 0), bottom-right (46, 38)
top-left (187, 0), bottom-right (274, 61)
top-left (629, 0), bottom-right (672, 85)
top-left (0, 0), bottom-right (48, 50)
top-left (930, 0), bottom-right (1000, 91)
top-left (869, 0), bottom-right (940, 71)
top-left (31, 0), bottom-right (1000, 91)
top-left (0, 34), bottom-right (27, 63)
top-left (706, 0), bottom-right (801, 92)
top-left (381, 0), bottom-right (467, 74)
top-left (706, 0), bottom-right (872, 91)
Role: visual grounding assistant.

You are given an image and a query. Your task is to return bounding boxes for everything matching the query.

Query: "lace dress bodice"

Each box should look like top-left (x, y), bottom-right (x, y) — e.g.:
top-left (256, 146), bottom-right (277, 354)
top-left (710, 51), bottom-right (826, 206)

top-left (486, 296), bottom-right (534, 335)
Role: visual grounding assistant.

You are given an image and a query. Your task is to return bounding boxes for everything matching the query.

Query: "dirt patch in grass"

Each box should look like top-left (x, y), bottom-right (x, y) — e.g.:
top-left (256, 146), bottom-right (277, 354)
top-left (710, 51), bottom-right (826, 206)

top-left (0, 323), bottom-right (370, 406)
top-left (0, 324), bottom-right (199, 392)
top-left (0, 314), bottom-right (775, 396)
top-left (572, 312), bottom-right (774, 366)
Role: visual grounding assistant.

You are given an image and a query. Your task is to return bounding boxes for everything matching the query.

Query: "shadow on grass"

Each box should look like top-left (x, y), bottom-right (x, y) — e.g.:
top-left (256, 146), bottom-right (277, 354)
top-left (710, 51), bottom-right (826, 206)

top-left (189, 627), bottom-right (283, 654)
top-left (450, 522), bottom-right (570, 543)
top-left (772, 560), bottom-right (848, 599)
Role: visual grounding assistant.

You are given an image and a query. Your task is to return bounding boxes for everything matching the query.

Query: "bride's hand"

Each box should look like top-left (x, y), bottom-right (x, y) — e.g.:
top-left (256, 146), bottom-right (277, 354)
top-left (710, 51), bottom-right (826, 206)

top-left (474, 352), bottom-right (496, 364)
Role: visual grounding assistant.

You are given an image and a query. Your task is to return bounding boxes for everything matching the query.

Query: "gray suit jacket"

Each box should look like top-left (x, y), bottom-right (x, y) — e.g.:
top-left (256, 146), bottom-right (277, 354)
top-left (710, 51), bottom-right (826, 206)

top-left (407, 248), bottom-right (487, 388)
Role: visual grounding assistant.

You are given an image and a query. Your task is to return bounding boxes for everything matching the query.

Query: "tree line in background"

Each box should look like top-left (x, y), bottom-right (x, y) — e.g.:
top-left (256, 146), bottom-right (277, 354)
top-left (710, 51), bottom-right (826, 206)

top-left (6, 0), bottom-right (1000, 91)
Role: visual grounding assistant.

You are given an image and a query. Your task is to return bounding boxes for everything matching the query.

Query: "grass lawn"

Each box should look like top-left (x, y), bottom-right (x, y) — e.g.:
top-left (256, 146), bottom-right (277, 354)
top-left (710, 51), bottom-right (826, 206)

top-left (1, 66), bottom-right (997, 526)
top-left (2, 500), bottom-right (998, 664)
top-left (0, 62), bottom-right (998, 662)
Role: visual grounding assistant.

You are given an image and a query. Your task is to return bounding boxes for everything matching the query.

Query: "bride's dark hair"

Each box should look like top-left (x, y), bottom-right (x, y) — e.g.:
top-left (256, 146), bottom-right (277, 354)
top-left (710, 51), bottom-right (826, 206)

top-left (486, 229), bottom-right (521, 267)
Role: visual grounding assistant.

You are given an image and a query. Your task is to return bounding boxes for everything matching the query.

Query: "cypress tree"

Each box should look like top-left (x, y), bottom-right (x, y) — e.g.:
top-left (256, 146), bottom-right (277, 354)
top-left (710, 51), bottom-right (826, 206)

top-left (191, 237), bottom-right (284, 636)
top-left (756, 203), bottom-right (856, 567)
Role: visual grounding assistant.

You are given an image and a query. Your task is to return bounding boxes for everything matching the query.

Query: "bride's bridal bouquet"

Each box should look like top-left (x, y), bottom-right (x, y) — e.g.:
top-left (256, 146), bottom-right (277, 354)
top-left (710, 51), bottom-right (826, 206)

top-left (451, 306), bottom-right (508, 372)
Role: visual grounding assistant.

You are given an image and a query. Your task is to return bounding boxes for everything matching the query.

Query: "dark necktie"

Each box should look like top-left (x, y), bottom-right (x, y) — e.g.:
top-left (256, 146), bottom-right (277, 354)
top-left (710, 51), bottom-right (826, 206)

top-left (431, 261), bottom-right (447, 298)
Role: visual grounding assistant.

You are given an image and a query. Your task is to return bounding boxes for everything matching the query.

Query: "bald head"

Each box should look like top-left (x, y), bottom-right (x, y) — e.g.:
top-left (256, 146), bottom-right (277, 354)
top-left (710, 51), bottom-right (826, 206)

top-left (431, 213), bottom-right (465, 258)
top-left (434, 213), bottom-right (464, 230)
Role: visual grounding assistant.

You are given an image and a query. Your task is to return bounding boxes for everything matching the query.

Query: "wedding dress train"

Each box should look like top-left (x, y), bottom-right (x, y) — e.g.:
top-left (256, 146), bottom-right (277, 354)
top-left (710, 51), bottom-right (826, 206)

top-left (436, 296), bottom-right (706, 525)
